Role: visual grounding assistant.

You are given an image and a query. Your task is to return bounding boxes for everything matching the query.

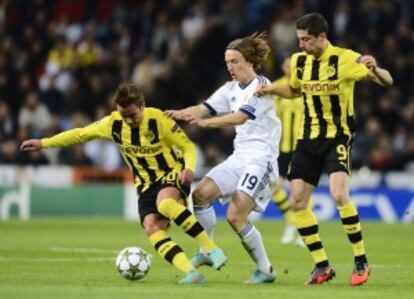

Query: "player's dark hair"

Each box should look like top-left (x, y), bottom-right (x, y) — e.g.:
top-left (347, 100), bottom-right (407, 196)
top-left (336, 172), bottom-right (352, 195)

top-left (296, 13), bottom-right (328, 37)
top-left (113, 82), bottom-right (145, 107)
top-left (226, 32), bottom-right (270, 71)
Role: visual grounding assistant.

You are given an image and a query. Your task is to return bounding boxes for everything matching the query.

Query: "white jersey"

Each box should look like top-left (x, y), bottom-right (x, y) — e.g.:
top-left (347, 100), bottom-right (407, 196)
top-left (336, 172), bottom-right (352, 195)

top-left (203, 76), bottom-right (281, 160)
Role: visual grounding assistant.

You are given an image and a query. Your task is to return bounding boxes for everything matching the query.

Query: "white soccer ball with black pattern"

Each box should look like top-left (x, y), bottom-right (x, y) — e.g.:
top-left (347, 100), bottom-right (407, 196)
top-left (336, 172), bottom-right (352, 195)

top-left (116, 247), bottom-right (151, 280)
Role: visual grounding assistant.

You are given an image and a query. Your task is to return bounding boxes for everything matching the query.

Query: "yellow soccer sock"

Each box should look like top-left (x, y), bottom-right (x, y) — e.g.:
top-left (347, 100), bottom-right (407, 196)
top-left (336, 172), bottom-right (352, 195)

top-left (272, 188), bottom-right (295, 224)
top-left (338, 201), bottom-right (367, 261)
top-left (149, 230), bottom-right (193, 273)
top-left (158, 198), bottom-right (217, 251)
top-left (295, 208), bottom-right (329, 267)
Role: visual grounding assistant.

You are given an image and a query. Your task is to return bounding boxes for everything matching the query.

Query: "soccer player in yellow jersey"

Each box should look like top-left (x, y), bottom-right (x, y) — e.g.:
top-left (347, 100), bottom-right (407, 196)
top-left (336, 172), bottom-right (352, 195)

top-left (20, 82), bottom-right (227, 284)
top-left (270, 56), bottom-right (305, 246)
top-left (256, 13), bottom-right (393, 286)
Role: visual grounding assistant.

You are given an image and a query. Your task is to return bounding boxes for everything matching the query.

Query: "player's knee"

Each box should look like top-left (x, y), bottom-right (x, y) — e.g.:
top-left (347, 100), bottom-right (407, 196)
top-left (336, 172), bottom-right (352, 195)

top-left (330, 190), bottom-right (349, 205)
top-left (142, 216), bottom-right (168, 236)
top-left (290, 195), bottom-right (307, 211)
top-left (290, 192), bottom-right (308, 212)
top-left (192, 187), bottom-right (211, 205)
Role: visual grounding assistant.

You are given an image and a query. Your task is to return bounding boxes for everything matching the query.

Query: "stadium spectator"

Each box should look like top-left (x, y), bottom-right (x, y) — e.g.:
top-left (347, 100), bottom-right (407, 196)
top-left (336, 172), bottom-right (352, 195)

top-left (18, 91), bottom-right (52, 138)
top-left (0, 0), bottom-right (411, 172)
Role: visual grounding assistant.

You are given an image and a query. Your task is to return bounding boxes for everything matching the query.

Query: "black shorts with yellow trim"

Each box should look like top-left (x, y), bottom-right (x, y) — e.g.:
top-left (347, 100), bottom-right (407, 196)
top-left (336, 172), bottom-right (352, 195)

top-left (287, 137), bottom-right (353, 187)
top-left (137, 171), bottom-right (190, 223)
top-left (278, 152), bottom-right (293, 178)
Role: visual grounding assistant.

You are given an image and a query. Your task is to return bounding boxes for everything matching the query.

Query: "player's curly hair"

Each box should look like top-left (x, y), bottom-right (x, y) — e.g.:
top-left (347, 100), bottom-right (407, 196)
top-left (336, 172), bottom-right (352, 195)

top-left (226, 32), bottom-right (270, 71)
top-left (113, 82), bottom-right (145, 108)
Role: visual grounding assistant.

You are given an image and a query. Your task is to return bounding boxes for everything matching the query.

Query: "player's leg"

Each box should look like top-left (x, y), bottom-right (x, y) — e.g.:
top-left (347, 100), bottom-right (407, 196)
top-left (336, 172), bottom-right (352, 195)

top-left (190, 158), bottom-right (241, 269)
top-left (228, 161), bottom-right (276, 283)
top-left (327, 138), bottom-right (370, 286)
top-left (193, 158), bottom-right (239, 241)
top-left (156, 186), bottom-right (227, 270)
top-left (138, 189), bottom-right (204, 284)
top-left (227, 191), bottom-right (276, 283)
top-left (190, 176), bottom-right (222, 267)
top-left (273, 153), bottom-right (296, 236)
top-left (330, 172), bottom-right (370, 286)
top-left (272, 152), bottom-right (306, 246)
top-left (270, 177), bottom-right (297, 244)
top-left (192, 177), bottom-right (221, 240)
top-left (289, 142), bottom-right (335, 285)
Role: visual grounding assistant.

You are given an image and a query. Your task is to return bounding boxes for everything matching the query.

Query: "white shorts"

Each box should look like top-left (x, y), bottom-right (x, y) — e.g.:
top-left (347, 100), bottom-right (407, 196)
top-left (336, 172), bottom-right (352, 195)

top-left (205, 154), bottom-right (278, 212)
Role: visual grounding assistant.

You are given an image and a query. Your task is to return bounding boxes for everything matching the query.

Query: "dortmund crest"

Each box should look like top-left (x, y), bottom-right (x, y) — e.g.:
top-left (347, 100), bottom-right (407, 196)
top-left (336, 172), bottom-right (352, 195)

top-left (327, 65), bottom-right (337, 78)
top-left (144, 130), bottom-right (155, 142)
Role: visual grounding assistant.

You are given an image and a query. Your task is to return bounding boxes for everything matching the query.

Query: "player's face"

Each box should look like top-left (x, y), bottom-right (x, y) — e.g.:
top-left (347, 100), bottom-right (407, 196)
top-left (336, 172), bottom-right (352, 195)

top-left (297, 29), bottom-right (325, 57)
top-left (117, 103), bottom-right (144, 128)
top-left (225, 49), bottom-right (254, 84)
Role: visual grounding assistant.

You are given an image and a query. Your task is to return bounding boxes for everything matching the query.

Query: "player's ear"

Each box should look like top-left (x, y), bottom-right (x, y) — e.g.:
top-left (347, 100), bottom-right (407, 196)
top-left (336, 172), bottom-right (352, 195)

top-left (318, 32), bottom-right (327, 40)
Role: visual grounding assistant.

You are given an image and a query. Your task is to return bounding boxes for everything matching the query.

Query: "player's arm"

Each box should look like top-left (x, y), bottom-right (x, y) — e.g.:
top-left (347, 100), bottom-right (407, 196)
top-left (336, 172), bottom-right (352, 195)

top-left (164, 104), bottom-right (210, 121)
top-left (359, 55), bottom-right (393, 87)
top-left (21, 117), bottom-right (111, 151)
top-left (256, 55), bottom-right (301, 98)
top-left (255, 83), bottom-right (301, 99)
top-left (163, 119), bottom-right (197, 185)
top-left (189, 111), bottom-right (248, 128)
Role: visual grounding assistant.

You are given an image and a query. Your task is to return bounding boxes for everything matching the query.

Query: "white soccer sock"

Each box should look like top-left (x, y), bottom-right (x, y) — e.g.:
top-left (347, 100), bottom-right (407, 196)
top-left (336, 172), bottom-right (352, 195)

top-left (194, 204), bottom-right (216, 254)
top-left (238, 222), bottom-right (272, 273)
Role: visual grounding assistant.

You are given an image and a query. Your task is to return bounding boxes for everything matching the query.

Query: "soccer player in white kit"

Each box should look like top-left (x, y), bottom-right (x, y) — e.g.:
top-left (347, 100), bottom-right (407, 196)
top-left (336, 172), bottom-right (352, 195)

top-left (165, 32), bottom-right (281, 283)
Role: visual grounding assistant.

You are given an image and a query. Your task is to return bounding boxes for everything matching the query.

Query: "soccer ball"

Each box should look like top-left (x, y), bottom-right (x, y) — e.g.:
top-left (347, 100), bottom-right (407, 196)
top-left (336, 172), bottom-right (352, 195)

top-left (116, 247), bottom-right (151, 280)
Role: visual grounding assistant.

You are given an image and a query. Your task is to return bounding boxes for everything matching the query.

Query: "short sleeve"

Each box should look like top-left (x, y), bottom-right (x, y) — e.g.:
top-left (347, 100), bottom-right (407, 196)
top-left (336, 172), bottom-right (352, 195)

top-left (203, 84), bottom-right (231, 115)
top-left (239, 93), bottom-right (273, 120)
top-left (344, 50), bottom-right (369, 81)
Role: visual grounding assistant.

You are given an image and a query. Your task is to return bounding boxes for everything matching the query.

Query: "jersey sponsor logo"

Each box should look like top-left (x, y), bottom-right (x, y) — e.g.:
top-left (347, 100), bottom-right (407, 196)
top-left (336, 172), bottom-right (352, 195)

top-left (302, 83), bottom-right (340, 92)
top-left (124, 144), bottom-right (163, 155)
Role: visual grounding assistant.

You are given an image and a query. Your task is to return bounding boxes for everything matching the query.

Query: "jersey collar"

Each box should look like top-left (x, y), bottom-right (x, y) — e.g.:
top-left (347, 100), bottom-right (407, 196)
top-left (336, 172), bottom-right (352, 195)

top-left (317, 42), bottom-right (334, 61)
top-left (238, 77), bottom-right (256, 89)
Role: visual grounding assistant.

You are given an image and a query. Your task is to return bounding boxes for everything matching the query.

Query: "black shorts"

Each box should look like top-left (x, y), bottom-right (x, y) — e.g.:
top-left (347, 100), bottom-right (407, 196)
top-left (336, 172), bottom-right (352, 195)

top-left (278, 152), bottom-right (293, 178)
top-left (287, 138), bottom-right (353, 187)
top-left (138, 172), bottom-right (190, 223)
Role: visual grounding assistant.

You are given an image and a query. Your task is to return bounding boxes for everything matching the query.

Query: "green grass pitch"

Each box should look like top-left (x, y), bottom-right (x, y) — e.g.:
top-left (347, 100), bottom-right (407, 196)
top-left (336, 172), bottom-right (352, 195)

top-left (0, 218), bottom-right (413, 299)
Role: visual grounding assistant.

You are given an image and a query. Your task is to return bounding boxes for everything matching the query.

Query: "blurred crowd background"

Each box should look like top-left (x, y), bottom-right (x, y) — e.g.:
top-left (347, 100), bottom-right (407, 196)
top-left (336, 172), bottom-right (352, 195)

top-left (0, 0), bottom-right (413, 174)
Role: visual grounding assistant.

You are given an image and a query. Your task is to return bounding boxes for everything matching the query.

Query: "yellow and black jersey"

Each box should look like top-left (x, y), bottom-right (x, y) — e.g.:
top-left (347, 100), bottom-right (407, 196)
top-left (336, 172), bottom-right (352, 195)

top-left (290, 43), bottom-right (369, 140)
top-left (41, 107), bottom-right (196, 193)
top-left (273, 76), bottom-right (303, 153)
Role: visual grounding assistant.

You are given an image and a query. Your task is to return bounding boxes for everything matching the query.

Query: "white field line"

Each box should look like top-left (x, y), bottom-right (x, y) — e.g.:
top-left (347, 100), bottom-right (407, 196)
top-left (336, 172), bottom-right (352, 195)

top-left (0, 256), bottom-right (115, 262)
top-left (0, 245), bottom-right (118, 254)
top-left (50, 246), bottom-right (119, 254)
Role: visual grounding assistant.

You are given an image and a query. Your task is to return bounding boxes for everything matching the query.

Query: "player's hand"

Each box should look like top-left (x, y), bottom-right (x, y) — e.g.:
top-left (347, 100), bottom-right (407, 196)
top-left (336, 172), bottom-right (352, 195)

top-left (164, 110), bottom-right (192, 121)
top-left (359, 55), bottom-right (377, 72)
top-left (20, 139), bottom-right (43, 151)
top-left (255, 83), bottom-right (272, 96)
top-left (181, 168), bottom-right (194, 185)
top-left (188, 117), bottom-right (209, 127)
